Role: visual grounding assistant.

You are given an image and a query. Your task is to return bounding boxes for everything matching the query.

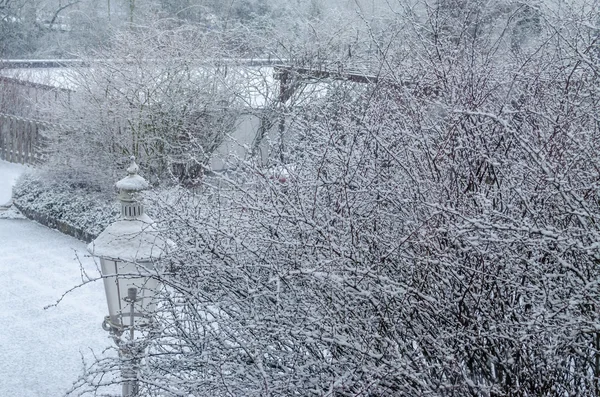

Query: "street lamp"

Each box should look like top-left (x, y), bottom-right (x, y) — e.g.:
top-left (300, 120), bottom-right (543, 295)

top-left (88, 156), bottom-right (167, 397)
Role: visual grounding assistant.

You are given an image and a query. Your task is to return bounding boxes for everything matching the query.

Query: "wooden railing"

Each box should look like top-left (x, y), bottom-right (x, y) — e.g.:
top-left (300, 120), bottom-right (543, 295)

top-left (0, 113), bottom-right (48, 164)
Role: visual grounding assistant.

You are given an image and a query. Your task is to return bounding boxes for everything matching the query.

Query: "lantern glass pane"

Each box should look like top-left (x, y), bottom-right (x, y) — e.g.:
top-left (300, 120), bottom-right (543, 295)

top-left (100, 258), bottom-right (121, 327)
top-left (100, 258), bottom-right (159, 329)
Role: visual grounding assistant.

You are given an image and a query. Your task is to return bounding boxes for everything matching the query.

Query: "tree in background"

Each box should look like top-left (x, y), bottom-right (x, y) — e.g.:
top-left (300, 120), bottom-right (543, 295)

top-left (1, 0), bottom-right (395, 59)
top-left (0, 0), bottom-right (41, 57)
top-left (39, 0), bottom-right (378, 189)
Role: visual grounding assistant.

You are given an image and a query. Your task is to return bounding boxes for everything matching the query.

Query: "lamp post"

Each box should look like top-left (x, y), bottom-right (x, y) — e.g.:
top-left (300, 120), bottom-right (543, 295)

top-left (88, 156), bottom-right (167, 397)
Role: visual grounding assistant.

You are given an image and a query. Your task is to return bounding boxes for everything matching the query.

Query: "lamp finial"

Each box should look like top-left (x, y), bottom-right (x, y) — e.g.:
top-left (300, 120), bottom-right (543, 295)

top-left (127, 156), bottom-right (139, 176)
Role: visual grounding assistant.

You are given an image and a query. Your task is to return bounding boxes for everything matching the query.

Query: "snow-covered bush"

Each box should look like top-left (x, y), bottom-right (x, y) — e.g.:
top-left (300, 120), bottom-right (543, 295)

top-left (42, 19), bottom-right (265, 191)
top-left (70, 1), bottom-right (600, 396)
top-left (12, 170), bottom-right (119, 239)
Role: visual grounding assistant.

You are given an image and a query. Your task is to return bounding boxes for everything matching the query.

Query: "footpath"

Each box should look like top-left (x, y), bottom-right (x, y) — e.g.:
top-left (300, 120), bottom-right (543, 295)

top-left (0, 160), bottom-right (114, 396)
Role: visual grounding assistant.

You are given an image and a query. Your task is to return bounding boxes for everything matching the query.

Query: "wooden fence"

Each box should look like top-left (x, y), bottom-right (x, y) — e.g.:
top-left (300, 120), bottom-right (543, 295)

top-left (0, 75), bottom-right (72, 118)
top-left (0, 113), bottom-right (47, 164)
top-left (0, 71), bottom-right (73, 164)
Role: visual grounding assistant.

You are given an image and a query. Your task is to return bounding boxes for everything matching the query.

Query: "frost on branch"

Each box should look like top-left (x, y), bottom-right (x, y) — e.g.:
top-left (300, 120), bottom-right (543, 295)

top-left (69, 1), bottom-right (600, 396)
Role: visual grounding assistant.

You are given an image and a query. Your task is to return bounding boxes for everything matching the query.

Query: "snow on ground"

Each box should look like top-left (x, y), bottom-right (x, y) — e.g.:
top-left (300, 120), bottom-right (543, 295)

top-left (0, 161), bottom-right (116, 396)
top-left (0, 160), bottom-right (28, 206)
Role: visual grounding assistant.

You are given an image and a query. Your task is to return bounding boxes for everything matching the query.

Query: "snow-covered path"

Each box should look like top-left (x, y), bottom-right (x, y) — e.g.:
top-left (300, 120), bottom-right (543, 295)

top-left (0, 160), bottom-right (113, 396)
top-left (0, 160), bottom-right (28, 206)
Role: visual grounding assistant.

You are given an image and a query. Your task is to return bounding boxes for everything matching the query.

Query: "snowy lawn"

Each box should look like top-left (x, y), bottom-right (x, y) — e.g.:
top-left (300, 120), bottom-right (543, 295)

top-left (0, 160), bottom-right (116, 396)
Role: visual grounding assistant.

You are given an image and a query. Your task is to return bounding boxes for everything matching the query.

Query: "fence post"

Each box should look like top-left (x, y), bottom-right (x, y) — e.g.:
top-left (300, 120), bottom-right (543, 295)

top-left (9, 117), bottom-right (14, 163)
top-left (19, 118), bottom-right (24, 164)
top-left (34, 122), bottom-right (40, 163)
top-left (17, 119), bottom-right (22, 164)
top-left (25, 120), bottom-right (31, 164)
top-left (0, 115), bottom-right (4, 161)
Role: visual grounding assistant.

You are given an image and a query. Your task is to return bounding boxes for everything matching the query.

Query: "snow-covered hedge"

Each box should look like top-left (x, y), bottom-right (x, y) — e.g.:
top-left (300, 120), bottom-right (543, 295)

top-left (12, 171), bottom-right (119, 241)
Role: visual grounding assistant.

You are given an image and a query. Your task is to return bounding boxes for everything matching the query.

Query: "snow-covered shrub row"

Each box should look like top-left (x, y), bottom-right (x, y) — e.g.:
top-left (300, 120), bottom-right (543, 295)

top-left (12, 171), bottom-right (119, 240)
top-left (64, 2), bottom-right (600, 396)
